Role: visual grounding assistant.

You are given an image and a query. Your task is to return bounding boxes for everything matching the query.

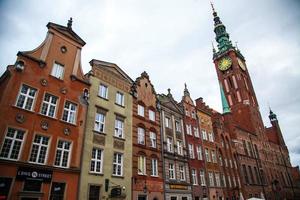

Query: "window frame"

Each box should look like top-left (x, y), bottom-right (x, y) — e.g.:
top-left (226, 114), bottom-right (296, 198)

top-left (149, 109), bottom-right (155, 121)
top-left (98, 84), bottom-right (108, 99)
top-left (29, 134), bottom-right (50, 165)
top-left (149, 131), bottom-right (157, 148)
top-left (151, 158), bottom-right (158, 177)
top-left (51, 62), bottom-right (64, 79)
top-left (62, 100), bottom-right (77, 124)
top-left (15, 84), bottom-right (37, 111)
top-left (115, 91), bottom-right (125, 106)
top-left (112, 152), bottom-right (123, 176)
top-left (137, 127), bottom-right (145, 145)
top-left (94, 111), bottom-right (105, 133)
top-left (138, 155), bottom-right (146, 175)
top-left (137, 104), bottom-right (145, 117)
top-left (114, 117), bottom-right (124, 138)
top-left (90, 148), bottom-right (103, 174)
top-left (54, 139), bottom-right (72, 168)
top-left (40, 93), bottom-right (58, 118)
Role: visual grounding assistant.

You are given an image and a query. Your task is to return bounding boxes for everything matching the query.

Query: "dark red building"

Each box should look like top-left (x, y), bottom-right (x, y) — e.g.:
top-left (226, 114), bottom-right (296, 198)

top-left (0, 19), bottom-right (89, 199)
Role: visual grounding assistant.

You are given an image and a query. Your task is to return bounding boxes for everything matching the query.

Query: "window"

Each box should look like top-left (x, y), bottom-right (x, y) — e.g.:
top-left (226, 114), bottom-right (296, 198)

top-left (179, 165), bottom-right (185, 181)
top-left (229, 159), bottom-right (233, 168)
top-left (202, 130), bottom-right (208, 140)
top-left (94, 111), bottom-right (105, 133)
top-left (165, 117), bottom-right (171, 128)
top-left (175, 121), bottom-right (181, 132)
top-left (188, 144), bottom-right (194, 159)
top-left (233, 176), bottom-right (237, 187)
top-left (0, 177), bottom-right (12, 199)
top-left (89, 185), bottom-right (100, 200)
top-left (50, 182), bottom-right (65, 200)
top-left (151, 159), bottom-right (158, 176)
top-left (211, 150), bottom-right (217, 163)
top-left (185, 109), bottom-right (190, 116)
top-left (228, 175), bottom-right (232, 187)
top-left (194, 127), bottom-right (199, 137)
top-left (0, 127), bottom-right (25, 160)
top-left (208, 172), bottom-right (214, 186)
top-left (177, 141), bottom-right (183, 156)
top-left (90, 148), bottom-right (103, 173)
top-left (215, 173), bottom-right (221, 187)
top-left (169, 163), bottom-right (175, 179)
top-left (114, 117), bottom-right (124, 138)
top-left (51, 62), bottom-right (64, 79)
top-left (191, 111), bottom-right (196, 119)
top-left (196, 146), bottom-right (203, 160)
top-left (23, 179), bottom-right (42, 192)
top-left (62, 101), bottom-right (77, 124)
top-left (200, 170), bottom-right (206, 186)
top-left (40, 93), bottom-right (58, 117)
top-left (138, 155), bottom-right (146, 175)
top-left (191, 169), bottom-right (198, 185)
top-left (219, 155), bottom-right (223, 166)
top-left (224, 158), bottom-right (228, 167)
top-left (113, 153), bottom-right (123, 176)
top-left (16, 84), bottom-right (37, 111)
top-left (138, 104), bottom-right (145, 116)
top-left (248, 166), bottom-right (254, 184)
top-left (167, 137), bottom-right (173, 152)
top-left (149, 110), bottom-right (155, 121)
top-left (208, 132), bottom-right (214, 142)
top-left (138, 127), bottom-right (145, 145)
top-left (54, 140), bottom-right (71, 168)
top-left (222, 174), bottom-right (227, 187)
top-left (150, 132), bottom-right (157, 148)
top-left (242, 165), bottom-right (249, 184)
top-left (234, 160), bottom-right (237, 169)
top-left (205, 148), bottom-right (210, 162)
top-left (115, 91), bottom-right (124, 106)
top-left (29, 135), bottom-right (50, 164)
top-left (186, 124), bottom-right (192, 135)
top-left (171, 197), bottom-right (177, 200)
top-left (99, 84), bottom-right (108, 99)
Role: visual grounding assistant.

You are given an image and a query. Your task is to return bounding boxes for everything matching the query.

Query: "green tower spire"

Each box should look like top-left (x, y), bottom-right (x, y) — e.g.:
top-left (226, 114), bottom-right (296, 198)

top-left (220, 83), bottom-right (231, 114)
top-left (211, 3), bottom-right (233, 53)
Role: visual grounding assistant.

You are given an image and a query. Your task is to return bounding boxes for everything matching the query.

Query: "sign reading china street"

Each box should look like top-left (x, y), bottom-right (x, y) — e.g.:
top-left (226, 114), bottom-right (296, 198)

top-left (16, 167), bottom-right (52, 182)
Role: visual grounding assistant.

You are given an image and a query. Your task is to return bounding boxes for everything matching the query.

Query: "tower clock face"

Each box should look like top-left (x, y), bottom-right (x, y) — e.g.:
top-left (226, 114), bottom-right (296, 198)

top-left (218, 57), bottom-right (232, 71)
top-left (237, 58), bottom-right (246, 71)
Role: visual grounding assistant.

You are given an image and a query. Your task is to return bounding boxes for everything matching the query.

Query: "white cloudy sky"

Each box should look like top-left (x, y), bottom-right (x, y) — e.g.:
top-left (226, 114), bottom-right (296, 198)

top-left (1, 0), bottom-right (300, 165)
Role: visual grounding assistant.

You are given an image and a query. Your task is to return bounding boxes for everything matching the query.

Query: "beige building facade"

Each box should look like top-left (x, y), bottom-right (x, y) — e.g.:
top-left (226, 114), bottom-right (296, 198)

top-left (79, 59), bottom-right (133, 200)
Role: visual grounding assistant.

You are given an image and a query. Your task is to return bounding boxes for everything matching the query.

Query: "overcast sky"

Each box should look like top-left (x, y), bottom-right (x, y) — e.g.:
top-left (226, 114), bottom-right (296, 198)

top-left (0, 0), bottom-right (300, 166)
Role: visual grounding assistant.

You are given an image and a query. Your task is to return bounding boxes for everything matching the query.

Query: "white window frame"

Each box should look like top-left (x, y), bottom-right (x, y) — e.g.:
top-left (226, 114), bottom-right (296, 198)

top-left (167, 137), bottom-right (173, 152)
top-left (175, 121), bottom-right (181, 132)
top-left (177, 140), bottom-right (183, 156)
top-left (137, 104), bottom-right (145, 117)
top-left (16, 84), bottom-right (37, 111)
top-left (186, 124), bottom-right (192, 135)
top-left (189, 144), bottom-right (195, 159)
top-left (51, 62), bottom-right (64, 79)
top-left (179, 165), bottom-right (186, 181)
top-left (202, 130), bottom-right (208, 140)
top-left (138, 127), bottom-right (145, 145)
top-left (151, 158), bottom-right (158, 176)
top-left (191, 111), bottom-right (196, 119)
top-left (211, 150), bottom-right (217, 163)
top-left (40, 93), bottom-right (58, 118)
top-left (209, 172), bottom-right (214, 187)
top-left (149, 110), bottom-right (155, 121)
top-left (62, 101), bottom-right (77, 124)
top-left (113, 152), bottom-right (123, 176)
top-left (169, 163), bottom-right (175, 179)
top-left (94, 112), bottom-right (105, 133)
top-left (165, 117), bottom-right (171, 128)
top-left (90, 148), bottom-right (103, 174)
top-left (114, 118), bottom-right (124, 138)
top-left (205, 148), bottom-right (211, 162)
top-left (200, 170), bottom-right (206, 186)
top-left (54, 140), bottom-right (72, 168)
top-left (191, 169), bottom-right (198, 185)
top-left (196, 145), bottom-right (203, 160)
top-left (228, 175), bottom-right (232, 187)
top-left (115, 91), bottom-right (124, 106)
top-left (215, 173), bottom-right (221, 187)
top-left (99, 84), bottom-right (108, 99)
top-left (29, 134), bottom-right (50, 164)
top-left (222, 174), bottom-right (227, 187)
top-left (138, 155), bottom-right (146, 175)
top-left (208, 132), bottom-right (214, 142)
top-left (150, 132), bottom-right (157, 148)
top-left (0, 127), bottom-right (25, 160)
top-left (194, 127), bottom-right (199, 137)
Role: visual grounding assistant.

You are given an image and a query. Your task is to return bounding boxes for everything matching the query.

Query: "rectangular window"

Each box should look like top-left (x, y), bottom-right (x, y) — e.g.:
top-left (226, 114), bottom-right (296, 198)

top-left (167, 137), bottom-right (173, 152)
top-left (242, 165), bottom-right (249, 184)
top-left (149, 110), bottom-right (155, 121)
top-left (186, 124), bottom-right (192, 135)
top-left (114, 117), bottom-right (124, 138)
top-left (171, 197), bottom-right (177, 200)
top-left (62, 101), bottom-right (77, 124)
top-left (202, 130), bottom-right (208, 140)
top-left (40, 93), bottom-right (58, 117)
top-left (215, 173), bottom-right (221, 187)
top-left (209, 172), bottom-right (214, 187)
top-left (138, 155), bottom-right (146, 175)
top-left (208, 132), bottom-right (214, 142)
top-left (169, 163), bottom-right (175, 179)
top-left (89, 185), bottom-right (100, 200)
top-left (94, 111), bottom-right (105, 133)
top-left (137, 104), bottom-right (145, 117)
top-left (51, 62), bottom-right (64, 79)
top-left (0, 127), bottom-right (25, 160)
top-left (138, 127), bottom-right (145, 145)
top-left (191, 111), bottom-right (196, 119)
top-left (16, 84), bottom-right (37, 111)
top-left (194, 127), bottom-right (199, 137)
top-left (29, 134), bottom-right (49, 164)
top-left (99, 84), bottom-right (108, 99)
top-left (196, 145), bottom-right (202, 160)
top-left (150, 132), bottom-right (157, 148)
top-left (222, 174), bottom-right (227, 187)
top-left (151, 159), bottom-right (158, 176)
top-left (50, 182), bottom-right (65, 200)
top-left (191, 169), bottom-right (198, 185)
top-left (188, 144), bottom-right (194, 159)
top-left (113, 153), bottom-right (123, 176)
top-left (165, 117), bottom-right (171, 128)
top-left (228, 175), bottom-right (232, 187)
top-left (177, 141), bottom-right (183, 156)
top-left (90, 148), bottom-right (103, 174)
top-left (232, 75), bottom-right (238, 89)
top-left (233, 176), bottom-right (237, 187)
top-left (224, 158), bottom-right (228, 167)
top-left (175, 121), bottom-right (181, 132)
top-left (179, 165), bottom-right (185, 181)
top-left (229, 159), bottom-right (233, 168)
top-left (115, 91), bottom-right (124, 106)
top-left (211, 150), bottom-right (217, 163)
top-left (200, 170), bottom-right (206, 186)
top-left (23, 179), bottom-right (42, 192)
top-left (248, 166), bottom-right (254, 184)
top-left (54, 140), bottom-right (71, 168)
top-left (0, 177), bottom-right (13, 199)
top-left (205, 148), bottom-right (210, 162)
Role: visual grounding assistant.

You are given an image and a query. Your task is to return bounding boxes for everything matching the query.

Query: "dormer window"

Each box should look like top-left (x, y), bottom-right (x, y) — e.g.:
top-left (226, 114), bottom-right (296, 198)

top-left (15, 60), bottom-right (25, 71)
top-left (51, 62), bottom-right (64, 79)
